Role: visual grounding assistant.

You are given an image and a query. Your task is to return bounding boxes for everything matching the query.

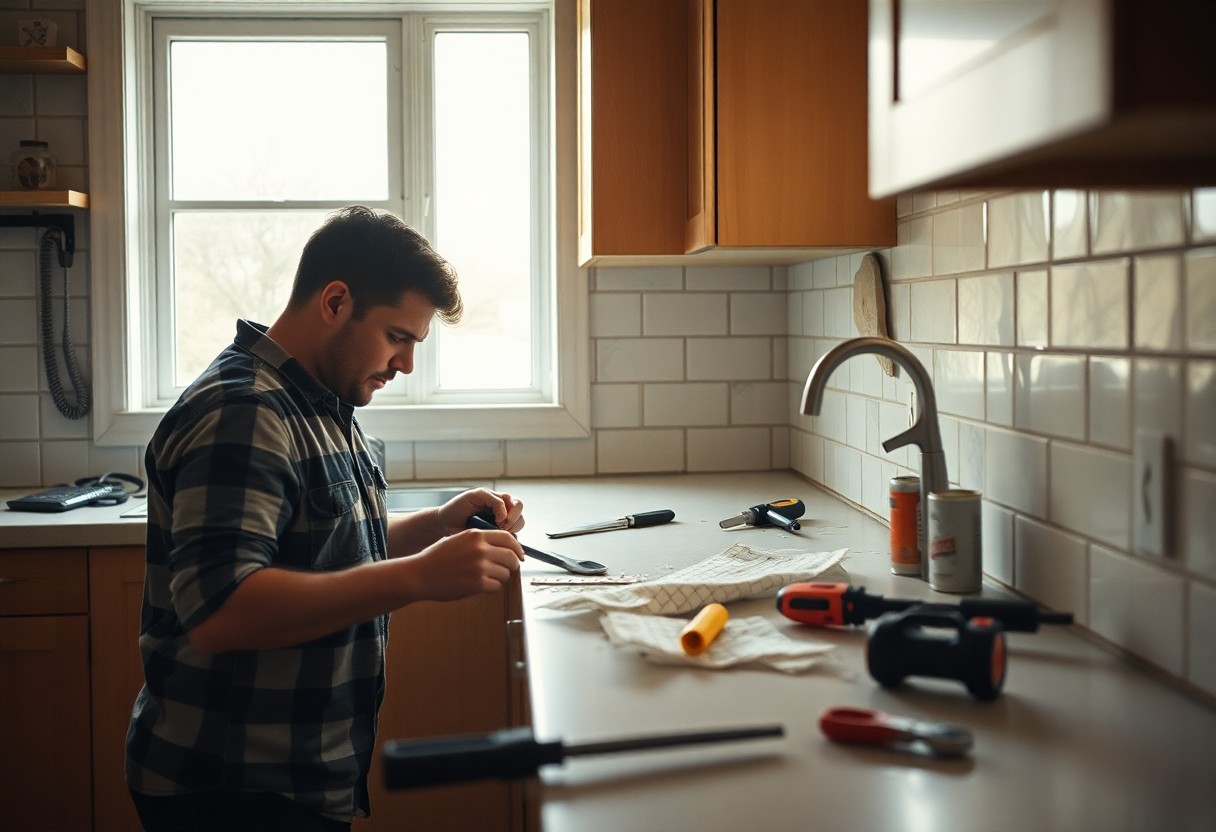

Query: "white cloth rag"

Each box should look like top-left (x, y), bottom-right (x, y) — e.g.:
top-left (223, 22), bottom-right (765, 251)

top-left (538, 543), bottom-right (849, 615)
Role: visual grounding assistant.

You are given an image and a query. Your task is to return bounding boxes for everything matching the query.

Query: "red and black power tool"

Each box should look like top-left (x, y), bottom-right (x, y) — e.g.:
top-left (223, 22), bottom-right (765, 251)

top-left (776, 582), bottom-right (1073, 701)
top-left (775, 582), bottom-right (1073, 633)
top-left (866, 608), bottom-right (1007, 701)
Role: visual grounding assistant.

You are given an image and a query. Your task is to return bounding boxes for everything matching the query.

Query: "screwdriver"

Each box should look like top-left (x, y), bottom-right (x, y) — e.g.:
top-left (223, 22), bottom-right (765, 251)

top-left (383, 724), bottom-right (784, 789)
top-left (776, 581), bottom-right (1073, 633)
top-left (719, 498), bottom-right (806, 532)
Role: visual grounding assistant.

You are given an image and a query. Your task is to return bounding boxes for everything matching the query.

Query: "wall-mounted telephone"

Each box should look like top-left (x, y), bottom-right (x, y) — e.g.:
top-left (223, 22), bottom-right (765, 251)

top-left (0, 214), bottom-right (89, 419)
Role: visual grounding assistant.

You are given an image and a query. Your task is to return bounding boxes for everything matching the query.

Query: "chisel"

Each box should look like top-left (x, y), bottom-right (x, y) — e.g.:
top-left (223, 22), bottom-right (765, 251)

top-left (546, 509), bottom-right (675, 538)
top-left (383, 724), bottom-right (784, 789)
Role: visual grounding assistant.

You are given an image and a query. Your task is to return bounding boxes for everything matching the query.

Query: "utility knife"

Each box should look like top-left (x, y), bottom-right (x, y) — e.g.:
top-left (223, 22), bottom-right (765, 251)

top-left (545, 509), bottom-right (675, 539)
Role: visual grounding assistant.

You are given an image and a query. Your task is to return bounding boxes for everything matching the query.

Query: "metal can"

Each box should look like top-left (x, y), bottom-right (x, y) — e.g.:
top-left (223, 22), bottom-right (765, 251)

top-left (888, 476), bottom-right (921, 576)
top-left (927, 489), bottom-right (982, 593)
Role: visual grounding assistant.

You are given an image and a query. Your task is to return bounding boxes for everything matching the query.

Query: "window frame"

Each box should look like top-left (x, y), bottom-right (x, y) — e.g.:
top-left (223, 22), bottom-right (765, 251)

top-left (87, 0), bottom-right (589, 447)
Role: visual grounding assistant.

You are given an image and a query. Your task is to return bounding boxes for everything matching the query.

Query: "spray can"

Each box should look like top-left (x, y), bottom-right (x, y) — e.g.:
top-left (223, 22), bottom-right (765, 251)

top-left (888, 476), bottom-right (921, 577)
top-left (927, 489), bottom-right (982, 593)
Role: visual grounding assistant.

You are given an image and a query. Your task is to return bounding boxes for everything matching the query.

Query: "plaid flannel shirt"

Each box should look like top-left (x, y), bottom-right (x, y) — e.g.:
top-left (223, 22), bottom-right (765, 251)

top-left (126, 320), bottom-right (390, 821)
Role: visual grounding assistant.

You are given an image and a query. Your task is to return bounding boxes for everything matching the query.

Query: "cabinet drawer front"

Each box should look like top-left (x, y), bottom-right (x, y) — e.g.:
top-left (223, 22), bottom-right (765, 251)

top-left (0, 549), bottom-right (88, 615)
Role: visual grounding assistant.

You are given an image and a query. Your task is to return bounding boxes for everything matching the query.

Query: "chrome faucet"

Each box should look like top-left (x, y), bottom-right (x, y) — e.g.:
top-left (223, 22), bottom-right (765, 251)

top-left (799, 336), bottom-right (948, 579)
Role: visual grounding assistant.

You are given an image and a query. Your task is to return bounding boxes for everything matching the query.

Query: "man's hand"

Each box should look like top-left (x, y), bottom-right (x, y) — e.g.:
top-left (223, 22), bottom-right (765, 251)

top-left (436, 487), bottom-right (525, 536)
top-left (402, 528), bottom-right (525, 601)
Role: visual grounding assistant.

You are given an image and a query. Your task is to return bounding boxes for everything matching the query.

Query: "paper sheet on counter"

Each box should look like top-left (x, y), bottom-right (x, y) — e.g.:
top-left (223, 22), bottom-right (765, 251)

top-left (601, 612), bottom-right (835, 673)
top-left (537, 543), bottom-right (849, 615)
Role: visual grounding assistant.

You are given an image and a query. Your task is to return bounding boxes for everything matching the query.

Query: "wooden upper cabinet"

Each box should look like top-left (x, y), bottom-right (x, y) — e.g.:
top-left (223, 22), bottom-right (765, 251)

top-left (578, 0), bottom-right (895, 266)
top-left (868, 0), bottom-right (1216, 197)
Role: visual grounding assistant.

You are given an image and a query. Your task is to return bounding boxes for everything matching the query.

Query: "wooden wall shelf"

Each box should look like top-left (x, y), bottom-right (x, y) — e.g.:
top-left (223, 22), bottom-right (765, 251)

top-left (0, 190), bottom-right (89, 209)
top-left (0, 46), bottom-right (87, 74)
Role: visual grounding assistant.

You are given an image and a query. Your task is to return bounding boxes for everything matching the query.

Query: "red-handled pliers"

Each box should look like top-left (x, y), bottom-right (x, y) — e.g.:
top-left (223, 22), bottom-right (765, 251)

top-left (818, 707), bottom-right (973, 757)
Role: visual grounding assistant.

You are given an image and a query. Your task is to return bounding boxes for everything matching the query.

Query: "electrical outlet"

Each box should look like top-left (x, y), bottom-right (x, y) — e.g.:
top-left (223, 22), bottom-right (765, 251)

top-left (1133, 430), bottom-right (1171, 557)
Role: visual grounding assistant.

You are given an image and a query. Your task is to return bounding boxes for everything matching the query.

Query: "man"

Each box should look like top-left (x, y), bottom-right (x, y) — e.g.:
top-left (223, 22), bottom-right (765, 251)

top-left (126, 206), bottom-right (526, 831)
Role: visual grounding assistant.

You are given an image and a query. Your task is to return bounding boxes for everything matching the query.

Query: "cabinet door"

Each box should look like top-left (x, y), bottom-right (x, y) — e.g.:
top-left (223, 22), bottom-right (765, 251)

top-left (360, 573), bottom-right (524, 832)
top-left (715, 0), bottom-right (893, 248)
top-left (578, 0), bottom-right (690, 261)
top-left (0, 615), bottom-right (92, 830)
top-left (89, 547), bottom-right (147, 832)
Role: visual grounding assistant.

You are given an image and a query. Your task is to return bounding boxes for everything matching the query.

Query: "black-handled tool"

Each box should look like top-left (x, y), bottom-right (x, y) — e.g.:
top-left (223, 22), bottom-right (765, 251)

top-left (383, 724), bottom-right (784, 789)
top-left (867, 608), bottom-right (1007, 701)
top-left (776, 581), bottom-right (1074, 633)
top-left (546, 509), bottom-right (675, 539)
top-left (467, 511), bottom-right (609, 575)
top-left (719, 498), bottom-right (806, 532)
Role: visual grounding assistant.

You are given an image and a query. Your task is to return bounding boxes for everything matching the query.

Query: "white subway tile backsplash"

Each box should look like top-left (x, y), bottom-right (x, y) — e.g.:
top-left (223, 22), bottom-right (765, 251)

top-left (1015, 269), bottom-right (1049, 348)
top-left (1049, 443), bottom-right (1131, 550)
top-left (1089, 544), bottom-right (1185, 676)
top-left (0, 441), bottom-right (39, 486)
top-left (892, 214), bottom-right (933, 279)
top-left (1090, 191), bottom-right (1187, 255)
top-left (827, 441), bottom-right (863, 505)
top-left (958, 422), bottom-right (985, 491)
top-left (33, 75), bottom-right (87, 116)
top-left (643, 293), bottom-right (727, 336)
top-left (1133, 358), bottom-right (1183, 439)
top-left (685, 264), bottom-right (770, 290)
top-left (1184, 360), bottom-right (1216, 468)
top-left (988, 191), bottom-right (1049, 268)
top-left (0, 250), bottom-right (37, 295)
top-left (985, 427), bottom-right (1049, 518)
top-left (415, 440), bottom-right (503, 480)
top-left (687, 337), bottom-right (772, 381)
top-left (0, 346), bottom-right (38, 390)
top-left (1014, 353), bottom-right (1086, 440)
top-left (1051, 190), bottom-right (1089, 260)
top-left (594, 266), bottom-right (682, 291)
top-left (1188, 581), bottom-right (1216, 696)
top-left (644, 382), bottom-right (728, 427)
top-left (802, 290), bottom-right (825, 337)
top-left (590, 293), bottom-right (640, 337)
top-left (1015, 516), bottom-right (1088, 622)
top-left (504, 437), bottom-right (596, 478)
top-left (982, 499), bottom-right (1014, 585)
top-left (731, 292), bottom-right (786, 336)
top-left (596, 338), bottom-right (684, 382)
top-left (39, 394), bottom-right (89, 439)
top-left (1133, 254), bottom-right (1183, 352)
top-left (0, 393), bottom-right (39, 439)
top-left (986, 351), bottom-right (1014, 427)
top-left (39, 439), bottom-right (90, 485)
top-left (730, 381), bottom-right (786, 425)
top-left (845, 394), bottom-right (866, 450)
top-left (0, 299), bottom-right (37, 343)
top-left (958, 272), bottom-right (1014, 346)
top-left (1050, 259), bottom-right (1129, 349)
top-left (786, 288), bottom-right (804, 337)
top-left (0, 77), bottom-right (34, 116)
top-left (590, 384), bottom-right (640, 428)
top-left (812, 258), bottom-right (837, 289)
top-left (932, 202), bottom-right (986, 275)
top-left (876, 400), bottom-right (911, 467)
top-left (1184, 247), bottom-right (1216, 352)
top-left (687, 426), bottom-right (770, 472)
top-left (934, 348), bottom-right (985, 419)
top-left (35, 116), bottom-right (85, 165)
top-left (1089, 357), bottom-right (1131, 451)
top-left (597, 428), bottom-right (684, 473)
top-left (1181, 468), bottom-right (1216, 580)
top-left (826, 287), bottom-right (853, 338)
top-left (910, 279), bottom-right (957, 343)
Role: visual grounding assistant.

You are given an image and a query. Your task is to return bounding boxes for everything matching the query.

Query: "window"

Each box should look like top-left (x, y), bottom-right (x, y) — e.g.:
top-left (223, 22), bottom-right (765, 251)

top-left (90, 1), bottom-right (588, 446)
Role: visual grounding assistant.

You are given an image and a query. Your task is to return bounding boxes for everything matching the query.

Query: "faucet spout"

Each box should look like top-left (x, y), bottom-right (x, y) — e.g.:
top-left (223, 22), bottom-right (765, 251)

top-left (799, 336), bottom-right (949, 580)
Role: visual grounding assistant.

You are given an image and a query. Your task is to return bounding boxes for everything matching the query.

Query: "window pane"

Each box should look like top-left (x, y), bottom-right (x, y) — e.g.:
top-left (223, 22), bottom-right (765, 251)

top-left (173, 211), bottom-right (325, 385)
top-left (169, 41), bottom-right (389, 201)
top-left (433, 31), bottom-right (533, 390)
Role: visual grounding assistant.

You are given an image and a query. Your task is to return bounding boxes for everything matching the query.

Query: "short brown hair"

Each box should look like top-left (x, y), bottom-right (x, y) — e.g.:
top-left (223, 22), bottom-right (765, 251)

top-left (290, 206), bottom-right (462, 324)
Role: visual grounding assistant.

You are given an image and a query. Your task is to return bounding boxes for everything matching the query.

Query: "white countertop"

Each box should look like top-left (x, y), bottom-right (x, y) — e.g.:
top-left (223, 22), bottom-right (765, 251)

top-left (6, 472), bottom-right (1215, 831)
top-left (497, 472), bottom-right (1216, 832)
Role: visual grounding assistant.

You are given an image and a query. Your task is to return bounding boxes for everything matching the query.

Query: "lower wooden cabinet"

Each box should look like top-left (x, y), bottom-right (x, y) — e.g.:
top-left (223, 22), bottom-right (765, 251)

top-left (1, 546), bottom-right (528, 831)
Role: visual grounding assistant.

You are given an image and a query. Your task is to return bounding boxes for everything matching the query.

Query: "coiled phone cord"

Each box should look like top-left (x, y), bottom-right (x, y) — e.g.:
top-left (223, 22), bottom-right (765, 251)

top-left (39, 226), bottom-right (90, 419)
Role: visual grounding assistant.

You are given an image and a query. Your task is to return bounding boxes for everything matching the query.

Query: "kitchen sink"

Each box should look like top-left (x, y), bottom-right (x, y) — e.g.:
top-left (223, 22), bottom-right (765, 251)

top-left (383, 486), bottom-right (473, 512)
